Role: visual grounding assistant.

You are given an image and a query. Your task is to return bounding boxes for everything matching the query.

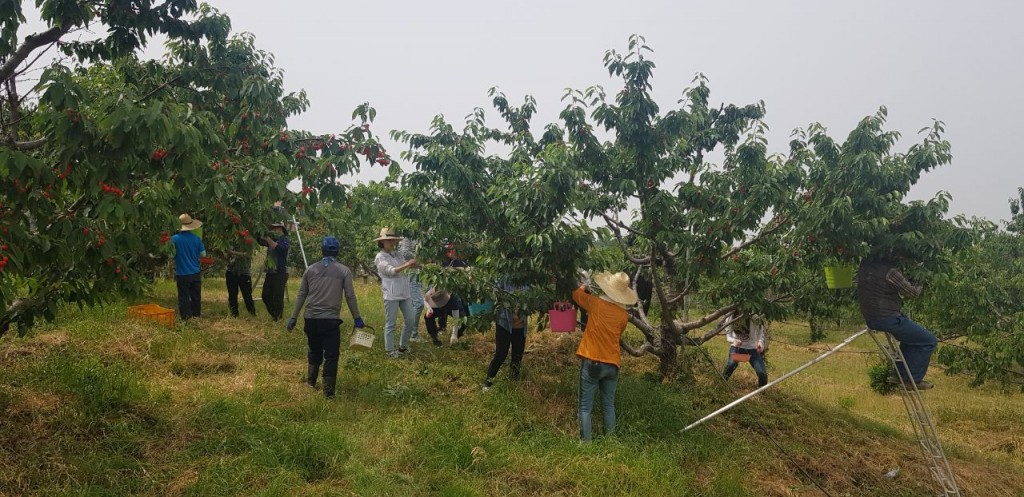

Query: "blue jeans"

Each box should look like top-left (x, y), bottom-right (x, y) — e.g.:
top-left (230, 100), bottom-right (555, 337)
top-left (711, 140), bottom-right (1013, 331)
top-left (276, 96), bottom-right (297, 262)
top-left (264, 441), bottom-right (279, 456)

top-left (409, 274), bottom-right (424, 337)
top-left (579, 359), bottom-right (618, 441)
top-left (723, 347), bottom-right (768, 386)
top-left (383, 299), bottom-right (416, 352)
top-left (866, 314), bottom-right (938, 383)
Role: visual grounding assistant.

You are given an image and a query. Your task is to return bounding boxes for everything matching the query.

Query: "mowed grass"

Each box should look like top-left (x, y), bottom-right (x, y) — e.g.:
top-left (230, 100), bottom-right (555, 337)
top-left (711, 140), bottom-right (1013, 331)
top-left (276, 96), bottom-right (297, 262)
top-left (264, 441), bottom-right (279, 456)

top-left (0, 278), bottom-right (1022, 496)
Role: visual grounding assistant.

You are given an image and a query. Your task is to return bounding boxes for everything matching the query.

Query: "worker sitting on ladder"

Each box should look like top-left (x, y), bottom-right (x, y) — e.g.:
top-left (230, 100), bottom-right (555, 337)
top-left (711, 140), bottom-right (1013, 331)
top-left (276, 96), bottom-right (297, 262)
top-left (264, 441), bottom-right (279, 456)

top-left (857, 254), bottom-right (939, 390)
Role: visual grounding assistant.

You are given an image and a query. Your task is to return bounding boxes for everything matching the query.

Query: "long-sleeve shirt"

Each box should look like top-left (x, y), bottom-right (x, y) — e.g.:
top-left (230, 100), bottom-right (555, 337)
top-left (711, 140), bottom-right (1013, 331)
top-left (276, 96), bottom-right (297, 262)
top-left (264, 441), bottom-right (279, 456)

top-left (375, 250), bottom-right (411, 301)
top-left (266, 235), bottom-right (290, 274)
top-left (723, 312), bottom-right (765, 350)
top-left (496, 281), bottom-right (529, 333)
top-left (857, 260), bottom-right (921, 320)
top-left (289, 259), bottom-right (361, 321)
top-left (573, 286), bottom-right (629, 368)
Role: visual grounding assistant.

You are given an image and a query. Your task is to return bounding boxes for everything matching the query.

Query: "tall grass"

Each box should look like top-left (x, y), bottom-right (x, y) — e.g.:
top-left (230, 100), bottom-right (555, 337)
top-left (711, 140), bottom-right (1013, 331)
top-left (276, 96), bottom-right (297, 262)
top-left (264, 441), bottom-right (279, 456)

top-left (0, 278), bottom-right (1022, 496)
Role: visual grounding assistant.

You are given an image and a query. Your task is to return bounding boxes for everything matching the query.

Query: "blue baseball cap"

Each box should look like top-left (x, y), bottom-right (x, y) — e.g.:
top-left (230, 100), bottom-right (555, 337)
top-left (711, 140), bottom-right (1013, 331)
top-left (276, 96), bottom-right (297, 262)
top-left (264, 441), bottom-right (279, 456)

top-left (321, 236), bottom-right (340, 253)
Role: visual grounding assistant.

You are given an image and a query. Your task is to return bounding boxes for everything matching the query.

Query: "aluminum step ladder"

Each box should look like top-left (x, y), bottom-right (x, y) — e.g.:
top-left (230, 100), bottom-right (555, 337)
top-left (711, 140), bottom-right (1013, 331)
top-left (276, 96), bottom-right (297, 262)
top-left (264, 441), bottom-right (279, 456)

top-left (867, 330), bottom-right (961, 496)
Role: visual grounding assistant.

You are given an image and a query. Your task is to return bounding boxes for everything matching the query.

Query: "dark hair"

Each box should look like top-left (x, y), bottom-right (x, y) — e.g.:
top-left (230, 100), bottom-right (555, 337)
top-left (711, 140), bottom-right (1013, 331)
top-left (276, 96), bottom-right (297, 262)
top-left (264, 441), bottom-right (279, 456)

top-left (377, 241), bottom-right (385, 249)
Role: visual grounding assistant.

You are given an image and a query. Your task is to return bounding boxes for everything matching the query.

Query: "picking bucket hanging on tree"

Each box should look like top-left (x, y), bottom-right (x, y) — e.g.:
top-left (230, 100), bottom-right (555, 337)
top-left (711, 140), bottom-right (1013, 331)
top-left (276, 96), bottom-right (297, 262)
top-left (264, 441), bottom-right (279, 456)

top-left (824, 265), bottom-right (854, 289)
top-left (468, 300), bottom-right (494, 316)
top-left (548, 301), bottom-right (577, 333)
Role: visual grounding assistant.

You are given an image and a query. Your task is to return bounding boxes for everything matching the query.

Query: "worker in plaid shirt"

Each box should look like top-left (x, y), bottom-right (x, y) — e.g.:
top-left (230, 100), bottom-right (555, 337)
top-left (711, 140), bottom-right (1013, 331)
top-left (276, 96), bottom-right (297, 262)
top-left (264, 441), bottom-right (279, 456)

top-left (856, 256), bottom-right (939, 390)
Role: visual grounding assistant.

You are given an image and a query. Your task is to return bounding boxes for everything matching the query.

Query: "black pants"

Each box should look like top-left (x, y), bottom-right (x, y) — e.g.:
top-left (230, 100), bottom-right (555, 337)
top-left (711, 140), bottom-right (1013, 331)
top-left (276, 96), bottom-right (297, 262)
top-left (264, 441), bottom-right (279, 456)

top-left (262, 271), bottom-right (288, 320)
top-left (424, 300), bottom-right (463, 339)
top-left (486, 325), bottom-right (526, 381)
top-left (175, 272), bottom-right (202, 320)
top-left (305, 318), bottom-right (342, 378)
top-left (226, 271), bottom-right (256, 317)
top-left (635, 272), bottom-right (653, 316)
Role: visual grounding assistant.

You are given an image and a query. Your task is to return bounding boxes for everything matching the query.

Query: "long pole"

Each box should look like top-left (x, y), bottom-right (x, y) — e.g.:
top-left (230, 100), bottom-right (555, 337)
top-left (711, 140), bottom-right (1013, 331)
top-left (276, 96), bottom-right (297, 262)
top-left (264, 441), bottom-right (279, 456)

top-left (683, 328), bottom-right (870, 432)
top-left (291, 214), bottom-right (308, 270)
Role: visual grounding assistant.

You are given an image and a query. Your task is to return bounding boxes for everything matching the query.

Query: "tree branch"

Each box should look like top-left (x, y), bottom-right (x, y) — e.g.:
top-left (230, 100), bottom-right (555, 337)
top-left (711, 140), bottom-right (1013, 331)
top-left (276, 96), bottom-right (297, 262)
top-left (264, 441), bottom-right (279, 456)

top-left (721, 214), bottom-right (791, 260)
top-left (620, 338), bottom-right (657, 357)
top-left (0, 26), bottom-right (71, 85)
top-left (2, 137), bottom-right (47, 150)
top-left (675, 303), bottom-right (739, 335)
top-left (602, 211), bottom-right (650, 265)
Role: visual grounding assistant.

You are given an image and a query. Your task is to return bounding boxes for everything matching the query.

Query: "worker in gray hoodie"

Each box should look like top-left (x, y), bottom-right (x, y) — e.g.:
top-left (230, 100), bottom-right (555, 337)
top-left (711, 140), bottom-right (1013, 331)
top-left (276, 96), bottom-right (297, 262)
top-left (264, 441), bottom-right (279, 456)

top-left (286, 236), bottom-right (365, 398)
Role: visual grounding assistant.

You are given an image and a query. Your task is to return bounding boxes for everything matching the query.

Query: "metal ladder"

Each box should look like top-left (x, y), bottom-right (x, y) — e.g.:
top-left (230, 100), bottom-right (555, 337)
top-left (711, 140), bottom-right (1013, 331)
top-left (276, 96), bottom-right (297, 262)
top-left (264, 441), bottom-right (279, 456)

top-left (867, 330), bottom-right (961, 496)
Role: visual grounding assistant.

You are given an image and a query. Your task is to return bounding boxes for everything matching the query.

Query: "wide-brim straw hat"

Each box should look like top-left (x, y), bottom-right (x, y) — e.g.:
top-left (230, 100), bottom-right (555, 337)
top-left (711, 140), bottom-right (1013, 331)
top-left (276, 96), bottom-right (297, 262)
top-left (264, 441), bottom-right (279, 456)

top-left (423, 288), bottom-right (451, 309)
top-left (373, 227), bottom-right (402, 242)
top-left (593, 271), bottom-right (638, 307)
top-left (179, 213), bottom-right (203, 231)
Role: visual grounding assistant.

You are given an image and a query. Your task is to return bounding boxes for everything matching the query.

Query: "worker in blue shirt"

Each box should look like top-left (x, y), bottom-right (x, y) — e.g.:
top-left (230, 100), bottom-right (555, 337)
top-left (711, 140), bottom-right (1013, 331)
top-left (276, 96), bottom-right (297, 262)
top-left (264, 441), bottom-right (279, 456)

top-left (170, 213), bottom-right (207, 320)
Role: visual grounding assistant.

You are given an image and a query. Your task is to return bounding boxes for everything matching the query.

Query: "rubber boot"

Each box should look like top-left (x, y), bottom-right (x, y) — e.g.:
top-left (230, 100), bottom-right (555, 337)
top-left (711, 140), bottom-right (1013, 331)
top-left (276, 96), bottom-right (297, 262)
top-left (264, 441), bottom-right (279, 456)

top-left (306, 364), bottom-right (319, 389)
top-left (322, 376), bottom-right (337, 399)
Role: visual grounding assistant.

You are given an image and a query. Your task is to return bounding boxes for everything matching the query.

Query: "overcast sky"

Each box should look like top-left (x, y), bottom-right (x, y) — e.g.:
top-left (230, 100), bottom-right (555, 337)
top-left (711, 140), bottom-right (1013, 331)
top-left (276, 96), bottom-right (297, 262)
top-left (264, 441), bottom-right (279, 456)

top-left (25, 1), bottom-right (1024, 223)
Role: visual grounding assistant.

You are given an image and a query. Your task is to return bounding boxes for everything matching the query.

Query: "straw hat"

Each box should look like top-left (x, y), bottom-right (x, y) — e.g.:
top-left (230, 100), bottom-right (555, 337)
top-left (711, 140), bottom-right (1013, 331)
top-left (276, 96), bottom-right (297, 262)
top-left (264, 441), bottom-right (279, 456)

top-left (423, 287), bottom-right (451, 309)
top-left (178, 213), bottom-right (202, 231)
top-left (593, 271), bottom-right (638, 307)
top-left (373, 227), bottom-right (402, 242)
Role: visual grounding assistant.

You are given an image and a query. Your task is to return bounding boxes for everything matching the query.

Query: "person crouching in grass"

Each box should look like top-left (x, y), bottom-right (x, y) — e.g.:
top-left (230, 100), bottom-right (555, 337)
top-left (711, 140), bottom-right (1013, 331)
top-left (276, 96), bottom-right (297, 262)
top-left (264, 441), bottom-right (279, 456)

top-left (572, 272), bottom-right (637, 442)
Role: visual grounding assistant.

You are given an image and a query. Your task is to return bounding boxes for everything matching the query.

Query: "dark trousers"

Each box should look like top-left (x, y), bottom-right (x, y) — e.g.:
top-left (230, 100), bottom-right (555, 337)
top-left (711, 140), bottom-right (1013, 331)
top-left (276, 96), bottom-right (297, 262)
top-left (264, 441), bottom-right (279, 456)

top-left (226, 271), bottom-right (256, 317)
top-left (262, 271), bottom-right (288, 321)
top-left (486, 325), bottom-right (526, 381)
top-left (175, 272), bottom-right (202, 320)
top-left (424, 300), bottom-right (463, 339)
top-left (304, 318), bottom-right (342, 378)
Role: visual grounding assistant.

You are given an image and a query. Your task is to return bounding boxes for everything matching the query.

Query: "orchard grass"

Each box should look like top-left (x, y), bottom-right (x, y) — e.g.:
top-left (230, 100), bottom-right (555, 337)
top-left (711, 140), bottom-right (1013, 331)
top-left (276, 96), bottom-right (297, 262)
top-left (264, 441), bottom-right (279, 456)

top-left (0, 280), bottom-right (1022, 496)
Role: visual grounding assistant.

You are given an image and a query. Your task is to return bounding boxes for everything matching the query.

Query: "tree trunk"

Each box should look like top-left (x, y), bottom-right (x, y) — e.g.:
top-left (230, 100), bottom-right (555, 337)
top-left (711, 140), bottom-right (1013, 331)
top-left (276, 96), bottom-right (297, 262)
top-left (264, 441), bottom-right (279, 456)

top-left (658, 326), bottom-right (678, 380)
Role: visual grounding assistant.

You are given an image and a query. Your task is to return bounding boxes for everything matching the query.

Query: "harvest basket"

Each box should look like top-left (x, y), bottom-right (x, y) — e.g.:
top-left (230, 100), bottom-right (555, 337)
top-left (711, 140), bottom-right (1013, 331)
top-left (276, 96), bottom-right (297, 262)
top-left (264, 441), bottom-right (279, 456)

top-left (349, 326), bottom-right (376, 351)
top-left (731, 351), bottom-right (752, 363)
top-left (824, 265), bottom-right (854, 289)
top-left (548, 301), bottom-right (577, 333)
top-left (128, 304), bottom-right (176, 328)
top-left (468, 300), bottom-right (495, 316)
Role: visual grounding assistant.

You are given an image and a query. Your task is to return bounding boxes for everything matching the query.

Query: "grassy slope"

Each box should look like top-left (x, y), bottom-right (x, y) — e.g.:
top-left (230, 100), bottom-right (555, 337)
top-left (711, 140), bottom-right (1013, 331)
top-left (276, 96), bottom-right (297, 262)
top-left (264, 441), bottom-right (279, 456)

top-left (1, 278), bottom-right (1022, 496)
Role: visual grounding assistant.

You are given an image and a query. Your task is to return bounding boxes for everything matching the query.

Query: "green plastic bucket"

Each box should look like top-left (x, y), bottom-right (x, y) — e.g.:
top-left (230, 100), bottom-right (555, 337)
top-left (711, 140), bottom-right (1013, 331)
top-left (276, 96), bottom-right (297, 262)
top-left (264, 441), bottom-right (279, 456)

top-left (824, 265), bottom-right (854, 289)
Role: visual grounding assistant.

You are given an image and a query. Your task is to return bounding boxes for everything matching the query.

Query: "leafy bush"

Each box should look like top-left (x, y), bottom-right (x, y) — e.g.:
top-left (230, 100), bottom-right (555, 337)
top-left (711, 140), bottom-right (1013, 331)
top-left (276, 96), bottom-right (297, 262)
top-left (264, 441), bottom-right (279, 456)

top-left (868, 359), bottom-right (899, 396)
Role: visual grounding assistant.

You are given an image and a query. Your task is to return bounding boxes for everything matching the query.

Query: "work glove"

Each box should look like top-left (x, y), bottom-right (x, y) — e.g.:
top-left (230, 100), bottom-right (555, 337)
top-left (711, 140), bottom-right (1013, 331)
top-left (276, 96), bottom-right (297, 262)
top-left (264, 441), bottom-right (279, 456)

top-left (354, 317), bottom-right (365, 329)
top-left (286, 317), bottom-right (296, 332)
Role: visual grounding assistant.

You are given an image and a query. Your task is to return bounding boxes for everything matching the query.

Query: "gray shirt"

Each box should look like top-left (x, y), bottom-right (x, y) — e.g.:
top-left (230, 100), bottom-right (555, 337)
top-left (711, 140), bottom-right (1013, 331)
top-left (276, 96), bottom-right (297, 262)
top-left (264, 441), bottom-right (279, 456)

top-left (289, 258), bottom-right (362, 321)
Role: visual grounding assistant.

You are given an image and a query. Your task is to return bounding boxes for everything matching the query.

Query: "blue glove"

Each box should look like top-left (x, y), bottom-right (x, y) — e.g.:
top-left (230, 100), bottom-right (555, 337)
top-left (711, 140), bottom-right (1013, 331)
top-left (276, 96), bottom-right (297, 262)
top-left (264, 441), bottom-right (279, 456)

top-left (286, 317), bottom-right (296, 332)
top-left (354, 317), bottom-right (365, 329)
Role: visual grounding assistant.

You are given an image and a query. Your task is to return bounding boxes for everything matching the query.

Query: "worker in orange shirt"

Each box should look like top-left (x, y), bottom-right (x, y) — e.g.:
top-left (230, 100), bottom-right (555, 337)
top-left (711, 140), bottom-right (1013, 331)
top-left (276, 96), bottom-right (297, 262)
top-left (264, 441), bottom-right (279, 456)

top-left (572, 271), bottom-right (637, 441)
